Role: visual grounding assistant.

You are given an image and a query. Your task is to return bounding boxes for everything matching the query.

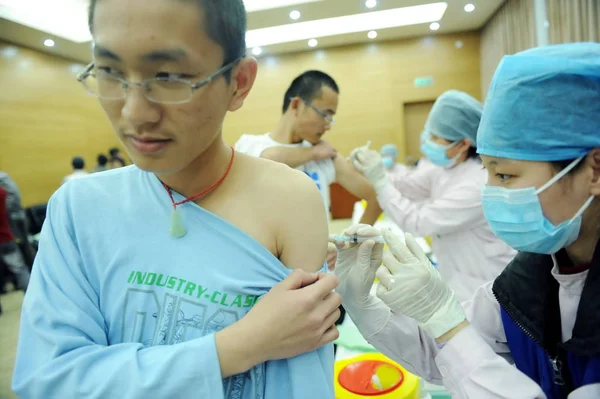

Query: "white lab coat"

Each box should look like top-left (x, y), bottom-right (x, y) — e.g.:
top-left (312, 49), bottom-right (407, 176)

top-left (377, 158), bottom-right (517, 301)
top-left (386, 159), bottom-right (434, 183)
top-left (367, 263), bottom-right (600, 398)
top-left (387, 163), bottom-right (410, 178)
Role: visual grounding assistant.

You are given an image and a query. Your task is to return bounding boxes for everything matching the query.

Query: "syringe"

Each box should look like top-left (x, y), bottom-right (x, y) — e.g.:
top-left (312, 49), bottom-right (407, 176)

top-left (329, 234), bottom-right (385, 244)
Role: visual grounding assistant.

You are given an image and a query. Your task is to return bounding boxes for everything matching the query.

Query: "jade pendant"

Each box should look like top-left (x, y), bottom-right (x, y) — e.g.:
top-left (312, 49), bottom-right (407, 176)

top-left (170, 208), bottom-right (187, 238)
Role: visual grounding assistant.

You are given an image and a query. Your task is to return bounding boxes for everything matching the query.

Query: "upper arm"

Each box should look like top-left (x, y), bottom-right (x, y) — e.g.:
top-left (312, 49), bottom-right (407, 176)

top-left (276, 171), bottom-right (329, 273)
top-left (436, 286), bottom-right (543, 399)
top-left (378, 181), bottom-right (485, 237)
top-left (333, 154), bottom-right (376, 200)
top-left (436, 325), bottom-right (544, 399)
top-left (420, 183), bottom-right (484, 234)
top-left (14, 192), bottom-right (107, 386)
top-left (23, 192), bottom-right (105, 340)
top-left (390, 167), bottom-right (435, 201)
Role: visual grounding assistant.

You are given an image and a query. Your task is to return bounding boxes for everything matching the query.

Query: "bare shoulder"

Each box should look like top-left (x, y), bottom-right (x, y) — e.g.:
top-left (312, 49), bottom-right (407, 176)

top-left (234, 153), bottom-right (328, 272)
top-left (235, 153), bottom-right (322, 200)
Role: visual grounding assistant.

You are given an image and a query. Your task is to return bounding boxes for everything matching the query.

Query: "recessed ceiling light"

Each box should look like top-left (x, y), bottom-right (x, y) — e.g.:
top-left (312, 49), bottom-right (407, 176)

top-left (367, 30), bottom-right (378, 39)
top-left (244, 0), bottom-right (323, 12)
top-left (44, 39), bottom-right (55, 47)
top-left (246, 2), bottom-right (448, 47)
top-left (289, 10), bottom-right (301, 20)
top-left (252, 47), bottom-right (263, 56)
top-left (366, 0), bottom-right (377, 8)
top-left (308, 38), bottom-right (318, 47)
top-left (429, 22), bottom-right (440, 31)
top-left (464, 4), bottom-right (475, 12)
top-left (0, 46), bottom-right (19, 58)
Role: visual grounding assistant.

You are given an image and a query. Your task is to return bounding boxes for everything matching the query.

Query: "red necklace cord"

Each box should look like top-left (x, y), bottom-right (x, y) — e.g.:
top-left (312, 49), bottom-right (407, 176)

top-left (162, 146), bottom-right (235, 210)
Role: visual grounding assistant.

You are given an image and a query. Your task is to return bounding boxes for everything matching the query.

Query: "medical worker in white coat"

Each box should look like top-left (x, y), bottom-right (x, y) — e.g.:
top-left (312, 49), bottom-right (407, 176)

top-left (380, 144), bottom-right (410, 177)
top-left (351, 90), bottom-right (516, 301)
top-left (335, 43), bottom-right (600, 399)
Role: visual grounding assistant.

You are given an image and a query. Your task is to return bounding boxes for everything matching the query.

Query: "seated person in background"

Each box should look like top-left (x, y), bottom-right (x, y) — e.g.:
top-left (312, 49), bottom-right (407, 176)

top-left (0, 186), bottom-right (30, 294)
top-left (93, 153), bottom-right (110, 173)
top-left (0, 171), bottom-right (36, 268)
top-left (13, 1), bottom-right (341, 398)
top-left (235, 70), bottom-right (382, 225)
top-left (62, 156), bottom-right (88, 184)
top-left (109, 147), bottom-right (127, 168)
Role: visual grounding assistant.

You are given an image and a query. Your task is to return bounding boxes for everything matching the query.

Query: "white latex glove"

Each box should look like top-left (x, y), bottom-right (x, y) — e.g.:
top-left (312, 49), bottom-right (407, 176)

top-left (326, 242), bottom-right (338, 271)
top-left (349, 147), bottom-right (388, 193)
top-left (333, 224), bottom-right (390, 339)
top-left (376, 230), bottom-right (466, 339)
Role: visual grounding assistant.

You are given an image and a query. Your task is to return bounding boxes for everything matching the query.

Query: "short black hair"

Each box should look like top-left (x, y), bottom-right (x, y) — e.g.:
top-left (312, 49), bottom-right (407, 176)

top-left (72, 157), bottom-right (85, 170)
top-left (109, 147), bottom-right (120, 157)
top-left (88, 0), bottom-right (246, 67)
top-left (97, 154), bottom-right (108, 166)
top-left (282, 70), bottom-right (340, 113)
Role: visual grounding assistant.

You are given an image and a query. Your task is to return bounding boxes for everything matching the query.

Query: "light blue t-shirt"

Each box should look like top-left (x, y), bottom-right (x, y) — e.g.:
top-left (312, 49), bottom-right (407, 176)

top-left (13, 166), bottom-right (334, 399)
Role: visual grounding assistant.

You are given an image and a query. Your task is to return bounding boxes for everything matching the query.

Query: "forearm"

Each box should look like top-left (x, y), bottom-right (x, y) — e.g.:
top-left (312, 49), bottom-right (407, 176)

top-left (371, 316), bottom-right (546, 398)
top-left (13, 331), bottom-right (227, 398)
top-left (215, 321), bottom-right (262, 378)
top-left (389, 171), bottom-right (432, 201)
top-left (261, 147), bottom-right (316, 168)
top-left (375, 184), bottom-right (435, 236)
top-left (436, 320), bottom-right (469, 344)
top-left (376, 183), bottom-right (478, 237)
top-left (366, 311), bottom-right (445, 385)
top-left (359, 194), bottom-right (383, 225)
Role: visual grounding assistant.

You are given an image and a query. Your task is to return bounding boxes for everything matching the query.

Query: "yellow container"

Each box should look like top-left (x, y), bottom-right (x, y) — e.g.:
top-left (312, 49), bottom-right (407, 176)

top-left (335, 353), bottom-right (420, 399)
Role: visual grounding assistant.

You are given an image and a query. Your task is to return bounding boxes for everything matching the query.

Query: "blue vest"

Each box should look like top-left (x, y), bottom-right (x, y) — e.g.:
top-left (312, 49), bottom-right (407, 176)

top-left (501, 309), bottom-right (600, 398)
top-left (493, 248), bottom-right (600, 399)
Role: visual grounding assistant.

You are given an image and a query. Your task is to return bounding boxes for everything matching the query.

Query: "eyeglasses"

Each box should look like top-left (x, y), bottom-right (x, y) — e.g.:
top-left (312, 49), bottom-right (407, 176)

top-left (76, 57), bottom-right (243, 105)
top-left (302, 99), bottom-right (335, 125)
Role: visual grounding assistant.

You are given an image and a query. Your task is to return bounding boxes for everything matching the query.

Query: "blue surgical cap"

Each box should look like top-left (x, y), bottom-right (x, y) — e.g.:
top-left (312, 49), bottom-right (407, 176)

top-left (424, 90), bottom-right (483, 147)
top-left (477, 42), bottom-right (600, 162)
top-left (381, 144), bottom-right (399, 158)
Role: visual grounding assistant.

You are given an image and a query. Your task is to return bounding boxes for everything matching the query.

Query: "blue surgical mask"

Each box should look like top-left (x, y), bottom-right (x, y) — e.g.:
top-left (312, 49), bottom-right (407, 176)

top-left (421, 135), bottom-right (460, 168)
top-left (382, 157), bottom-right (395, 169)
top-left (482, 157), bottom-right (595, 254)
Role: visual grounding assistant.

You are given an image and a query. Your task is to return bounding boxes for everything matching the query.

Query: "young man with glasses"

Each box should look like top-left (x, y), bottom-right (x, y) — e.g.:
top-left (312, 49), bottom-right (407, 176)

top-left (13, 1), bottom-right (342, 398)
top-left (235, 71), bottom-right (382, 225)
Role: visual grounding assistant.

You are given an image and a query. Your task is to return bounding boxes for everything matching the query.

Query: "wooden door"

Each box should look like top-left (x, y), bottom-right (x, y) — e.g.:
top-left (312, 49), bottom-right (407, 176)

top-left (403, 101), bottom-right (434, 162)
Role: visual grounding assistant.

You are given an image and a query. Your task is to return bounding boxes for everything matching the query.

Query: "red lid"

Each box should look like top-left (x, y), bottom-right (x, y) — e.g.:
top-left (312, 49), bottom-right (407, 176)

top-left (338, 360), bottom-right (404, 395)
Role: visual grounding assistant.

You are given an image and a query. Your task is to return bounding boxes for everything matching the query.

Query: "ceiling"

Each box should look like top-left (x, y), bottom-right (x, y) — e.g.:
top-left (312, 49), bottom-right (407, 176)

top-left (0, 0), bottom-right (505, 63)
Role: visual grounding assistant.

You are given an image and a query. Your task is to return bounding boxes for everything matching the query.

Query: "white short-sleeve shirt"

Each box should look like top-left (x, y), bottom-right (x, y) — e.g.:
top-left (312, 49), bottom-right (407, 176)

top-left (235, 133), bottom-right (336, 212)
